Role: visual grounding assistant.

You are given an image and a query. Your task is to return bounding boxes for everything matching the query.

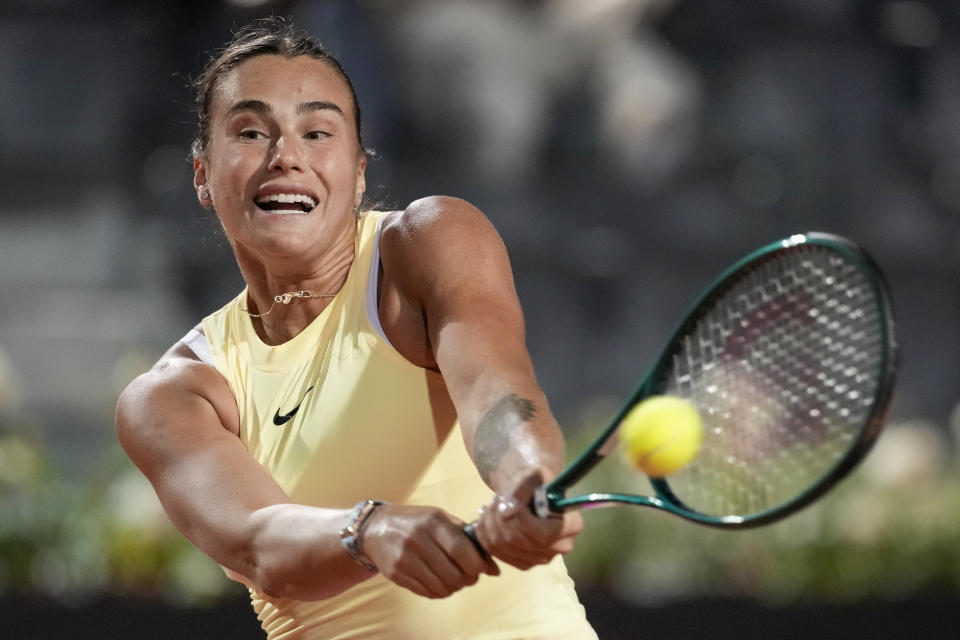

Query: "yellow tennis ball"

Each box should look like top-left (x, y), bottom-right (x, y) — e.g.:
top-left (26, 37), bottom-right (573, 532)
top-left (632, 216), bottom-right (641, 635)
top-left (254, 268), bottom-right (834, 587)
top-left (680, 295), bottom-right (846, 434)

top-left (620, 396), bottom-right (703, 477)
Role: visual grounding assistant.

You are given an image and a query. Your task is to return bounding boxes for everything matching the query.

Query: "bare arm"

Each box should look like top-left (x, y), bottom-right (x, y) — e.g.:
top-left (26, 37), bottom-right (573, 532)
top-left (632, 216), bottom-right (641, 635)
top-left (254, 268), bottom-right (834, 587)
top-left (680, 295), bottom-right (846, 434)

top-left (115, 343), bottom-right (377, 600)
top-left (118, 338), bottom-right (494, 600)
top-left (380, 197), bottom-right (584, 568)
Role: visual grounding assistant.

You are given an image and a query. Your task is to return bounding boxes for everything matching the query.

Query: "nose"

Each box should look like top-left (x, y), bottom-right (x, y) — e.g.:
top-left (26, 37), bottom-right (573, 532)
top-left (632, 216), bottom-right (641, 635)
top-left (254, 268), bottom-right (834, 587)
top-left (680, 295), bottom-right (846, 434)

top-left (268, 136), bottom-right (304, 173)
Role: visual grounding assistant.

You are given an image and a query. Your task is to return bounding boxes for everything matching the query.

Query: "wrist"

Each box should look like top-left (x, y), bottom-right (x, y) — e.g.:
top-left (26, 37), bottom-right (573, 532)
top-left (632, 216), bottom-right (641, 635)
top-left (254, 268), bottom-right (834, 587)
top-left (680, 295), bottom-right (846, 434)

top-left (339, 499), bottom-right (387, 572)
top-left (490, 461), bottom-right (557, 494)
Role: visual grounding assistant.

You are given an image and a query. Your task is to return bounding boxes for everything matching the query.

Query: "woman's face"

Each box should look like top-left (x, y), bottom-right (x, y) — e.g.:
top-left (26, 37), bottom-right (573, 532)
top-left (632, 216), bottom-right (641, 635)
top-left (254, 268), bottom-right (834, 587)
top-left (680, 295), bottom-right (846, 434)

top-left (194, 54), bottom-right (366, 265)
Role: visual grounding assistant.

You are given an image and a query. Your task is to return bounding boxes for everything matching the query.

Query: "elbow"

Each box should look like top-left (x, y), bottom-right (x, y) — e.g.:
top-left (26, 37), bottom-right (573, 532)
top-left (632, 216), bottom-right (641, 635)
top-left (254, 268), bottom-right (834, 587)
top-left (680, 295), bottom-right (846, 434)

top-left (232, 547), bottom-right (294, 599)
top-left (250, 568), bottom-right (293, 600)
top-left (236, 555), bottom-right (295, 599)
top-left (253, 568), bottom-right (362, 602)
top-left (243, 551), bottom-right (370, 602)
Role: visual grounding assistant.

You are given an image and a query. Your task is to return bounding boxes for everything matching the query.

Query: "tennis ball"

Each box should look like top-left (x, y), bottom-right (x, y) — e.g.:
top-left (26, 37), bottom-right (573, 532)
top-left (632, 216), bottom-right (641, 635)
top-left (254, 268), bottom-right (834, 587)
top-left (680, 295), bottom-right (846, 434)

top-left (620, 396), bottom-right (703, 477)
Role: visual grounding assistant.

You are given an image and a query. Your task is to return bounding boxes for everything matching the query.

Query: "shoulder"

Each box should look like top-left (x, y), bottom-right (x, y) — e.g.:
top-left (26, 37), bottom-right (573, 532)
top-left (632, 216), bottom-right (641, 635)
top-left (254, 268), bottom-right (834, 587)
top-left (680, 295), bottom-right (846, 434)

top-left (379, 196), bottom-right (507, 279)
top-left (116, 329), bottom-right (239, 439)
top-left (124, 328), bottom-right (217, 396)
top-left (382, 196), bottom-right (500, 248)
top-left (375, 196), bottom-right (520, 334)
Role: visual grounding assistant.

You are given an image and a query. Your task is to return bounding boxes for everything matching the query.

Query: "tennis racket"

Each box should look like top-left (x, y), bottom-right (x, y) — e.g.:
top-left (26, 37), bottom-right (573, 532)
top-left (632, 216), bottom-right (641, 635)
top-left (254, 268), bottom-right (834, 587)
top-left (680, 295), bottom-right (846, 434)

top-left (467, 231), bottom-right (897, 543)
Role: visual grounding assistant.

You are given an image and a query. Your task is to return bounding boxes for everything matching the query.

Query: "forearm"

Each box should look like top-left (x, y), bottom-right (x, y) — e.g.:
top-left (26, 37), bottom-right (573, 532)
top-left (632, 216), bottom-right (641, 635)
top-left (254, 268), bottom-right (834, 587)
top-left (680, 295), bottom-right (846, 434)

top-left (466, 379), bottom-right (565, 492)
top-left (148, 443), bottom-right (375, 601)
top-left (231, 504), bottom-right (374, 600)
top-left (466, 381), bottom-right (585, 571)
top-left (237, 502), bottom-right (501, 601)
top-left (200, 498), bottom-right (496, 602)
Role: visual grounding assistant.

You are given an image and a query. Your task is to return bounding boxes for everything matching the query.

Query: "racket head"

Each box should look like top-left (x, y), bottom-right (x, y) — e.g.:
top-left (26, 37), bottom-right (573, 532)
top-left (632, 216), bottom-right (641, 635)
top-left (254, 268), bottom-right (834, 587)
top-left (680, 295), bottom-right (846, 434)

top-left (550, 232), bottom-right (898, 528)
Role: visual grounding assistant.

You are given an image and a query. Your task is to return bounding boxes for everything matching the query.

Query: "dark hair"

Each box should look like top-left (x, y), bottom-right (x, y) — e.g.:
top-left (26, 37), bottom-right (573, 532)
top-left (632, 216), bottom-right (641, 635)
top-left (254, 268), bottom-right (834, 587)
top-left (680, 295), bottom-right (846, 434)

top-left (191, 16), bottom-right (367, 159)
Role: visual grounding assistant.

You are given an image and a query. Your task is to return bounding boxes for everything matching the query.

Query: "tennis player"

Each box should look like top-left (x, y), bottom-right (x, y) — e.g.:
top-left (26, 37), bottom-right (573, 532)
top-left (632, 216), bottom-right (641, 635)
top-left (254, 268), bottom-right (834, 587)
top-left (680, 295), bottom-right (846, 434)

top-left (116, 17), bottom-right (597, 639)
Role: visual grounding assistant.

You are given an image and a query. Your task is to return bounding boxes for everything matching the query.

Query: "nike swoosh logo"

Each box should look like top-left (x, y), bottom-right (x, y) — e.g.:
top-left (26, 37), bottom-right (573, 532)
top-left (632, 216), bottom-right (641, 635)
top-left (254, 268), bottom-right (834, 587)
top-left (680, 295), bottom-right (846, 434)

top-left (273, 386), bottom-right (314, 426)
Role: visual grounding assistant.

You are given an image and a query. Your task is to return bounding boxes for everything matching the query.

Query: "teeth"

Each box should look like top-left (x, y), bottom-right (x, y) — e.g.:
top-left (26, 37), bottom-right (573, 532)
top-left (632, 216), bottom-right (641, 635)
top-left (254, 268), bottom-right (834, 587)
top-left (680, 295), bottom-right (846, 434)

top-left (255, 193), bottom-right (317, 208)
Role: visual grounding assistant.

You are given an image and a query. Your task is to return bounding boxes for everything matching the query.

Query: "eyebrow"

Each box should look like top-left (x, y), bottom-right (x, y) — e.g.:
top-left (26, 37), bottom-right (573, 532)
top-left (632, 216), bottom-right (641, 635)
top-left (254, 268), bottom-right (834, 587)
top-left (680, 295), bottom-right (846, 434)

top-left (298, 100), bottom-right (344, 116)
top-left (226, 99), bottom-right (345, 117)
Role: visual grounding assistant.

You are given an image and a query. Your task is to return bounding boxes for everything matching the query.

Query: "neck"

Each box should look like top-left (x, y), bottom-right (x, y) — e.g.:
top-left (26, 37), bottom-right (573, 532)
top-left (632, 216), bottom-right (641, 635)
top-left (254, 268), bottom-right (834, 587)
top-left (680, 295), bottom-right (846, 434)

top-left (238, 220), bottom-right (358, 345)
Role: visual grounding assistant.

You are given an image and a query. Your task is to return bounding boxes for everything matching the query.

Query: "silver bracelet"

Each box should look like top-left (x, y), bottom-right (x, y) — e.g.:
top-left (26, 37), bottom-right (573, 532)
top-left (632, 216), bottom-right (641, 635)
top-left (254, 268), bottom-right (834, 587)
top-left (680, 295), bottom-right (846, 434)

top-left (339, 499), bottom-right (387, 572)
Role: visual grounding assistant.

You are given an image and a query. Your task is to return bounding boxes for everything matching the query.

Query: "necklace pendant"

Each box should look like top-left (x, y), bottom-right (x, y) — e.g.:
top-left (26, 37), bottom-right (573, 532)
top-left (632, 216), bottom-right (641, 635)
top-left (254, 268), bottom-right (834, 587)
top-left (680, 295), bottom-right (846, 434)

top-left (276, 290), bottom-right (311, 305)
top-left (245, 289), bottom-right (326, 318)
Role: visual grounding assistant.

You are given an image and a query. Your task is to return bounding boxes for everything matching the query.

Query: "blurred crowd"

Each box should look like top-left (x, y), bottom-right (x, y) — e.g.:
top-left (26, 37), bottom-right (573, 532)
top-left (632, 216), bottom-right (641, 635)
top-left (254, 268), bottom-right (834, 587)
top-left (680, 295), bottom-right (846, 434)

top-left (1, 0), bottom-right (959, 603)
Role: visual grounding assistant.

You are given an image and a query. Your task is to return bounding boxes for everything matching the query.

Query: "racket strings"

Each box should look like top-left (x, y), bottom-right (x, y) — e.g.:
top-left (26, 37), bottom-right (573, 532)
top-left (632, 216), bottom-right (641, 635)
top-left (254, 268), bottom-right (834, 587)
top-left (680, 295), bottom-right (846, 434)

top-left (660, 247), bottom-right (886, 518)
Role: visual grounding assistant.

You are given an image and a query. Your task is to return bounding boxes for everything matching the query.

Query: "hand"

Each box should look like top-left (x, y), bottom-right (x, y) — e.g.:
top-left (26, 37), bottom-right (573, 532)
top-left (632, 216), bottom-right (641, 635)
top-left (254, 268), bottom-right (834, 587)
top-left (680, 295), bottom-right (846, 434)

top-left (361, 504), bottom-right (500, 599)
top-left (473, 470), bottom-right (584, 571)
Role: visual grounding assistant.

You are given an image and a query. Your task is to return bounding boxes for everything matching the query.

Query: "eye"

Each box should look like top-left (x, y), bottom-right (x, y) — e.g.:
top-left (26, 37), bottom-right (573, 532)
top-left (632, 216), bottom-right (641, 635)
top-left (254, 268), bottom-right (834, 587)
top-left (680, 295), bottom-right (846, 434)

top-left (304, 130), bottom-right (331, 141)
top-left (239, 129), bottom-right (266, 140)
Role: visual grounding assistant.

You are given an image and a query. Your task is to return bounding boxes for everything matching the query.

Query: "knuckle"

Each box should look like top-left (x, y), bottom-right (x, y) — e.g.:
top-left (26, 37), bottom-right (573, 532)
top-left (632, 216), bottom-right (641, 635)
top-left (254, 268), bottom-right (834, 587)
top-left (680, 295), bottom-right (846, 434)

top-left (393, 555), bottom-right (417, 576)
top-left (423, 506), bottom-right (444, 522)
top-left (399, 535), bottom-right (424, 556)
top-left (502, 528), bottom-right (525, 546)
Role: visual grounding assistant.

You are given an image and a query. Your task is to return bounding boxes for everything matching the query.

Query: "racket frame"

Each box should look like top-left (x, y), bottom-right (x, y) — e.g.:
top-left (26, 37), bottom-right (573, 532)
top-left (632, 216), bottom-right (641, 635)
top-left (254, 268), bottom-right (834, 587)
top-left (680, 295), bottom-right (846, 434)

top-left (535, 232), bottom-right (898, 528)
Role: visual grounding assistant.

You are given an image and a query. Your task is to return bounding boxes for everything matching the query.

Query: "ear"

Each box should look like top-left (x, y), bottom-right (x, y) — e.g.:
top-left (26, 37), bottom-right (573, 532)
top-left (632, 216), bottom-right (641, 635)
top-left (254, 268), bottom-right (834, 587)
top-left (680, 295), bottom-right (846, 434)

top-left (355, 153), bottom-right (367, 200)
top-left (193, 157), bottom-right (212, 208)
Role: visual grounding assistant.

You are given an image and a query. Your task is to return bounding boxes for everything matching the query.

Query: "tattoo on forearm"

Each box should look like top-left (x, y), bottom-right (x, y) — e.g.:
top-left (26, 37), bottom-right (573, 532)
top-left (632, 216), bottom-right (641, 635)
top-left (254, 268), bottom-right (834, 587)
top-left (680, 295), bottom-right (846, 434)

top-left (473, 393), bottom-right (536, 483)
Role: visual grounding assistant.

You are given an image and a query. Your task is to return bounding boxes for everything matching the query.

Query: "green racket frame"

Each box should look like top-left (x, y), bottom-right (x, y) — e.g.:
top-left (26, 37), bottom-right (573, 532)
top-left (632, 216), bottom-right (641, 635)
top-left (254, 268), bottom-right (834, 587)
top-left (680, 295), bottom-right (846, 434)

top-left (533, 232), bottom-right (898, 528)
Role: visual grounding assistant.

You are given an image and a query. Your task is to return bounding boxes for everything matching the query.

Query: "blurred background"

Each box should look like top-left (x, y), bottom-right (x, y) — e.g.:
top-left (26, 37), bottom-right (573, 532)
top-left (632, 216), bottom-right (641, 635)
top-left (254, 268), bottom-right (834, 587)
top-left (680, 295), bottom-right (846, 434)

top-left (2, 0), bottom-right (959, 637)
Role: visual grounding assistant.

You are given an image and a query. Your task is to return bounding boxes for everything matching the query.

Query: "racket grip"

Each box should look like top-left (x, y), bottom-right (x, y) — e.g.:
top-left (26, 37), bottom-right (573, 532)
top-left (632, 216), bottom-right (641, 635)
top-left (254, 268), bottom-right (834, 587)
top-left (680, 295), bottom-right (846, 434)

top-left (462, 522), bottom-right (490, 559)
top-left (533, 484), bottom-right (553, 518)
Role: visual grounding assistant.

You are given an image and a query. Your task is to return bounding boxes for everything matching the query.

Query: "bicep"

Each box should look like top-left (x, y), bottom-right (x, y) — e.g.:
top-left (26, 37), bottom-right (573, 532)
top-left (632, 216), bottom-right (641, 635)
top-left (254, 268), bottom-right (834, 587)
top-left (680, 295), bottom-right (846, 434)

top-left (115, 361), bottom-right (288, 572)
top-left (384, 198), bottom-right (540, 441)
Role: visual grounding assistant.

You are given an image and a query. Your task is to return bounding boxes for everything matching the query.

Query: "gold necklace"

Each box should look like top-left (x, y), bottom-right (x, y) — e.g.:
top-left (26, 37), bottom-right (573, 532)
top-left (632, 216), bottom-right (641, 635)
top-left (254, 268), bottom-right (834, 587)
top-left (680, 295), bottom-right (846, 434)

top-left (242, 290), bottom-right (336, 318)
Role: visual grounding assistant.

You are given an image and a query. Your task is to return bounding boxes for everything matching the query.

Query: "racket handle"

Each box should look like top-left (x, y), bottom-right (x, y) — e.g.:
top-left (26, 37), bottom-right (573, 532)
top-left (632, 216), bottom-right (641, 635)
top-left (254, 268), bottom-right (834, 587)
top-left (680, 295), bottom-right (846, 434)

top-left (533, 484), bottom-right (554, 518)
top-left (462, 522), bottom-right (490, 559)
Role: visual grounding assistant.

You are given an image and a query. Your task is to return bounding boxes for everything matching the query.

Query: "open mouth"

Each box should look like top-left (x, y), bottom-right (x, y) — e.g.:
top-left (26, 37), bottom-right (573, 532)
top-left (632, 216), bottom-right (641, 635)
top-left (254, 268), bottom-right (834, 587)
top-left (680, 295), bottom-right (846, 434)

top-left (254, 193), bottom-right (317, 215)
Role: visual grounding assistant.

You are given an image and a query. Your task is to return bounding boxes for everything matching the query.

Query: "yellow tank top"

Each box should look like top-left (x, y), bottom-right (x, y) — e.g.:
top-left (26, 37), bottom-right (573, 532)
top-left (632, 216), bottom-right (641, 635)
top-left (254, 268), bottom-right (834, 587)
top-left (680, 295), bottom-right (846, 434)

top-left (202, 211), bottom-right (597, 640)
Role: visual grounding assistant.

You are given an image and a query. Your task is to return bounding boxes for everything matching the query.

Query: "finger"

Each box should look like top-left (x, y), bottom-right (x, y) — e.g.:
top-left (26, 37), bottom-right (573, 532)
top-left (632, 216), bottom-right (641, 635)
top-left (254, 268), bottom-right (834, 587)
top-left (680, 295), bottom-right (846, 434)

top-left (390, 572), bottom-right (436, 599)
top-left (481, 509), bottom-right (573, 567)
top-left (427, 514), bottom-right (492, 581)
top-left (461, 521), bottom-right (489, 557)
top-left (477, 509), bottom-right (546, 566)
top-left (423, 539), bottom-right (477, 595)
top-left (511, 505), bottom-right (582, 547)
top-left (471, 519), bottom-right (501, 575)
top-left (557, 510), bottom-right (585, 542)
top-left (509, 470), bottom-right (546, 507)
top-left (482, 554), bottom-right (501, 576)
top-left (433, 520), bottom-right (504, 591)
top-left (542, 510), bottom-right (584, 548)
top-left (492, 493), bottom-right (522, 518)
top-left (488, 531), bottom-right (559, 567)
top-left (445, 523), bottom-right (494, 579)
top-left (482, 502), bottom-right (541, 547)
top-left (462, 522), bottom-right (499, 575)
top-left (387, 527), bottom-right (463, 599)
top-left (406, 552), bottom-right (461, 598)
top-left (482, 546), bottom-right (537, 571)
